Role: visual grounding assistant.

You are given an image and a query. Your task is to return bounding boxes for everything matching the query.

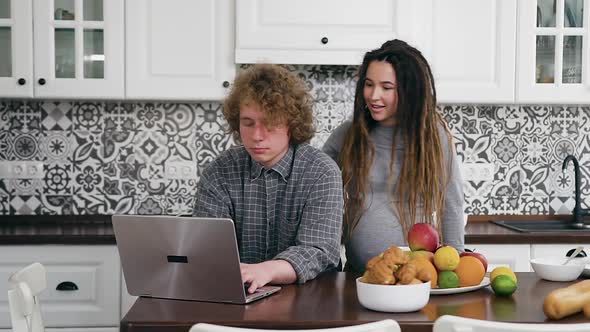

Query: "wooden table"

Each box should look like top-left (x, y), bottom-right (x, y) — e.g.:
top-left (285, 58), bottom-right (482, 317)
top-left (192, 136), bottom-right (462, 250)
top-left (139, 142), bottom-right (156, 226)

top-left (120, 272), bottom-right (589, 332)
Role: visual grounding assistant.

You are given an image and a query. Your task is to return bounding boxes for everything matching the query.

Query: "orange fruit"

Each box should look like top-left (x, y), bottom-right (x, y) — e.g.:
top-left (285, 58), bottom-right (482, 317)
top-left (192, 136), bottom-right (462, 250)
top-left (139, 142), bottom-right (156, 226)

top-left (454, 256), bottom-right (485, 287)
top-left (411, 257), bottom-right (438, 288)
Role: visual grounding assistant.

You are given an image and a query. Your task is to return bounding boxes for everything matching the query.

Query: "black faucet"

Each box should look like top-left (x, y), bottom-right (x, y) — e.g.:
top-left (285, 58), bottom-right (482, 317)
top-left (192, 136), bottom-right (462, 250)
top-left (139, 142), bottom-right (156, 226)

top-left (562, 155), bottom-right (590, 228)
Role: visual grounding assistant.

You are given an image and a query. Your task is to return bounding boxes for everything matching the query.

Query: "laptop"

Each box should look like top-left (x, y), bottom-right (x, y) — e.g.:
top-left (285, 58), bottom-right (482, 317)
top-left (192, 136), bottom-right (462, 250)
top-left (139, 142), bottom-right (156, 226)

top-left (112, 215), bottom-right (281, 304)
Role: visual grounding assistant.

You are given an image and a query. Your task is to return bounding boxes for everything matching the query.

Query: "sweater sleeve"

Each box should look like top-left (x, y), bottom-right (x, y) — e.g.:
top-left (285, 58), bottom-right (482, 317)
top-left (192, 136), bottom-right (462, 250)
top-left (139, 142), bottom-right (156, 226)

top-left (440, 129), bottom-right (466, 252)
top-left (321, 121), bottom-right (352, 164)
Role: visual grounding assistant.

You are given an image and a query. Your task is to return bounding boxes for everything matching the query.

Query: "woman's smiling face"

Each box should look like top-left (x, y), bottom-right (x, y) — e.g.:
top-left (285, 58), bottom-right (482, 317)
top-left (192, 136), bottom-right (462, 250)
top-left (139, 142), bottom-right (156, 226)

top-left (363, 60), bottom-right (399, 126)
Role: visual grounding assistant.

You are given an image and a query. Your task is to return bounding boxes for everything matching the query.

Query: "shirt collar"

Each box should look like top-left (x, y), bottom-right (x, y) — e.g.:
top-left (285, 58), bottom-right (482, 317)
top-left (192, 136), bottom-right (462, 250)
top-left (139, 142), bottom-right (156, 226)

top-left (249, 145), bottom-right (294, 182)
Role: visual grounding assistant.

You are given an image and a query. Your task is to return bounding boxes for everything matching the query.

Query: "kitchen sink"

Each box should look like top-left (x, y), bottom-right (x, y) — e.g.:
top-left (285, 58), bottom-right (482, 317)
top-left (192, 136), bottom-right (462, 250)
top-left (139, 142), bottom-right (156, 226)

top-left (492, 220), bottom-right (590, 232)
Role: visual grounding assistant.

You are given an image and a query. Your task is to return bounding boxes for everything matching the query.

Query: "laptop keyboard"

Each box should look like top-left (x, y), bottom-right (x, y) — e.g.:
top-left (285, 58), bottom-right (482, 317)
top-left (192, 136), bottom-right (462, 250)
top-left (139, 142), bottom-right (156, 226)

top-left (244, 283), bottom-right (264, 294)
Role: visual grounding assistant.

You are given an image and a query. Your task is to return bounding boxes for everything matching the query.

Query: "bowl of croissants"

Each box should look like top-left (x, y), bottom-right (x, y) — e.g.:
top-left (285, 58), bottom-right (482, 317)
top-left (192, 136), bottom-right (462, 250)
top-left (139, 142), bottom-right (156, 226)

top-left (356, 246), bottom-right (431, 312)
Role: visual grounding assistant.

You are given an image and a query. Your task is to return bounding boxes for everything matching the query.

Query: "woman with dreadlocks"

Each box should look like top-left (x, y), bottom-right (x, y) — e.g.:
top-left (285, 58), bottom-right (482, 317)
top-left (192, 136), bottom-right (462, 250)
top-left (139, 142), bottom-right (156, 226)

top-left (323, 39), bottom-right (465, 273)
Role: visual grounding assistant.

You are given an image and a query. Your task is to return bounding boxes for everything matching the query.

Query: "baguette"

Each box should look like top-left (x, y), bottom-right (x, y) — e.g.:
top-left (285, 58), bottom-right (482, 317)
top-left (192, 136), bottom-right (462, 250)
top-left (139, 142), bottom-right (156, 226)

top-left (584, 301), bottom-right (590, 318)
top-left (543, 280), bottom-right (590, 319)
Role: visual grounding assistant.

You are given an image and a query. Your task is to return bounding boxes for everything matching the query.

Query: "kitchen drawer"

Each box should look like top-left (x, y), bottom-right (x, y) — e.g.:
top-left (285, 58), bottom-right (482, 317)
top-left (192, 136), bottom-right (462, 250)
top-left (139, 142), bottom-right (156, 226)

top-left (464, 244), bottom-right (531, 272)
top-left (531, 244), bottom-right (590, 260)
top-left (0, 245), bottom-right (120, 328)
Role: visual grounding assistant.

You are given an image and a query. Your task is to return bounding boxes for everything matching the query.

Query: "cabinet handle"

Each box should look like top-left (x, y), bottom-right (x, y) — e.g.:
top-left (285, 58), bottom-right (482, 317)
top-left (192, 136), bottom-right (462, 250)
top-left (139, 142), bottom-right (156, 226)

top-left (38, 78), bottom-right (46, 85)
top-left (17, 78), bottom-right (26, 86)
top-left (222, 81), bottom-right (230, 88)
top-left (56, 281), bottom-right (78, 291)
top-left (321, 37), bottom-right (328, 45)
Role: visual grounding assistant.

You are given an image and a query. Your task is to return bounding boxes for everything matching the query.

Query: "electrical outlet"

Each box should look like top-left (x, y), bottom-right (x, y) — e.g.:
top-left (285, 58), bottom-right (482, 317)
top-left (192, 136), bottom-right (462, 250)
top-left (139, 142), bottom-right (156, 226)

top-left (462, 162), bottom-right (494, 181)
top-left (27, 162), bottom-right (43, 178)
top-left (0, 162), bottom-right (11, 178)
top-left (0, 161), bottom-right (45, 179)
top-left (165, 161), bottom-right (197, 180)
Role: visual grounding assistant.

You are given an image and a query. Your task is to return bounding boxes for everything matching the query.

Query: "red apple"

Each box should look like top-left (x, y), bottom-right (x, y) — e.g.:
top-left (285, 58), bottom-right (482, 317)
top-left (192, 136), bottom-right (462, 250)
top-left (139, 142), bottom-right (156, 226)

top-left (407, 223), bottom-right (439, 252)
top-left (460, 249), bottom-right (488, 272)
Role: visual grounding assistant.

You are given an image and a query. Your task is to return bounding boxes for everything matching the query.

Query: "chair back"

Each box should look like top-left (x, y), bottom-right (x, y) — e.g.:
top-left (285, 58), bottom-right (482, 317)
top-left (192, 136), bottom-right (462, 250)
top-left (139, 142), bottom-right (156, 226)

top-left (190, 320), bottom-right (400, 332)
top-left (7, 263), bottom-right (46, 332)
top-left (434, 315), bottom-right (590, 332)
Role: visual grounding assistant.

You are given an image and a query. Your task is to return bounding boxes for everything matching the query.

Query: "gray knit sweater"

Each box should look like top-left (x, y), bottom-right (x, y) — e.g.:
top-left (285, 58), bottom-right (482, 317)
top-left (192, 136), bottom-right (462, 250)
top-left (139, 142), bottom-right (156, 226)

top-left (323, 121), bottom-right (465, 272)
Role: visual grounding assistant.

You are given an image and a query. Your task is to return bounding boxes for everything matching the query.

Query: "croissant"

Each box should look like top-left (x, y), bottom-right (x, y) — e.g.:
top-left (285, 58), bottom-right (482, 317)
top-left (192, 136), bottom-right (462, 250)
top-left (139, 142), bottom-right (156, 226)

top-left (382, 246), bottom-right (410, 266)
top-left (362, 255), bottom-right (398, 285)
top-left (395, 261), bottom-right (417, 285)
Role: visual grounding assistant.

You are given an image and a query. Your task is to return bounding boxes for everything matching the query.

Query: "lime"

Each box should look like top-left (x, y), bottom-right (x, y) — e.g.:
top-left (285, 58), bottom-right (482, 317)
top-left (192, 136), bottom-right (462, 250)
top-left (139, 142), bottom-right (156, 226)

top-left (490, 266), bottom-right (517, 283)
top-left (438, 271), bottom-right (460, 288)
top-left (491, 275), bottom-right (517, 296)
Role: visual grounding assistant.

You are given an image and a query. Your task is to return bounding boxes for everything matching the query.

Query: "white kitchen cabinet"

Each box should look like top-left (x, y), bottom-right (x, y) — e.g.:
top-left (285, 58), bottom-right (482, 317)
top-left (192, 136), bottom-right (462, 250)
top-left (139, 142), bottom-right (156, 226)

top-left (406, 0), bottom-right (517, 103)
top-left (0, 0), bottom-right (124, 99)
top-left (517, 0), bottom-right (590, 103)
top-left (236, 0), bottom-right (517, 103)
top-left (0, 245), bottom-right (121, 328)
top-left (464, 244), bottom-right (531, 272)
top-left (126, 0), bottom-right (235, 100)
top-left (531, 243), bottom-right (590, 260)
top-left (120, 270), bottom-right (137, 319)
top-left (236, 0), bottom-right (415, 65)
top-left (0, 0), bottom-right (34, 97)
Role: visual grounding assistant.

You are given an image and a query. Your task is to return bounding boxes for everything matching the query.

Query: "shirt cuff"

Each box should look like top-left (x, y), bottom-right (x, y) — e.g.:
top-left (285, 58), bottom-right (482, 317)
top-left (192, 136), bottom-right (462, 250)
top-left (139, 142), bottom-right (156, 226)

top-left (274, 251), bottom-right (310, 284)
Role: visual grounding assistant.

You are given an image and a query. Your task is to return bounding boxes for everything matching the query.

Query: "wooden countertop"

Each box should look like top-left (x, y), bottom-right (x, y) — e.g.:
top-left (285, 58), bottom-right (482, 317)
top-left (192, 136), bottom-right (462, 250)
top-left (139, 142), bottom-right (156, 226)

top-left (120, 272), bottom-right (590, 332)
top-left (2, 215), bottom-right (590, 245)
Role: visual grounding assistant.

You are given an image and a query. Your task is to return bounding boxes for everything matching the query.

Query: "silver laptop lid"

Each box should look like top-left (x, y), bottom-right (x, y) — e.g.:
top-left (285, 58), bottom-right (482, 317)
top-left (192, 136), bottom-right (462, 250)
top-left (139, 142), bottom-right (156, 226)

top-left (113, 215), bottom-right (249, 304)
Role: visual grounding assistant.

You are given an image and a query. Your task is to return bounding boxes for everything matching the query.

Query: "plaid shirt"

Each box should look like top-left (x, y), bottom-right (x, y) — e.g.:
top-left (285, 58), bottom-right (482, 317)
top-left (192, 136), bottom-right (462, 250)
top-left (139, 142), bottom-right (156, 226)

top-left (192, 143), bottom-right (343, 283)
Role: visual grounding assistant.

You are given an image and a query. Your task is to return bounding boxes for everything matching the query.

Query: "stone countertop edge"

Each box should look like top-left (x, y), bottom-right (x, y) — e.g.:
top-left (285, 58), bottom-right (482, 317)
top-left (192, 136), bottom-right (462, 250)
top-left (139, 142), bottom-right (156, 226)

top-left (2, 214), bottom-right (590, 245)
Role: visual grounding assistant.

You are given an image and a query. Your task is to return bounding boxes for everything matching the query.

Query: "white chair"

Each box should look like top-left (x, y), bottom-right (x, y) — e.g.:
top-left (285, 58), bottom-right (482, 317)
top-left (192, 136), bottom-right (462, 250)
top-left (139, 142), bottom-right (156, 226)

top-left (190, 320), bottom-right (400, 332)
top-left (7, 263), bottom-right (47, 332)
top-left (434, 315), bottom-right (590, 332)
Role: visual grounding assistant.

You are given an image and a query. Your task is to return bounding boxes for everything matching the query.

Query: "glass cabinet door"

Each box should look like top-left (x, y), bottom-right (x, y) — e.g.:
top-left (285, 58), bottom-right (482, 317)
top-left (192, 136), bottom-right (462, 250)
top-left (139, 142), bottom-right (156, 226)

top-left (52, 0), bottom-right (104, 79)
top-left (534, 0), bottom-right (585, 85)
top-left (519, 0), bottom-right (589, 103)
top-left (0, 0), bottom-right (12, 78)
top-left (33, 0), bottom-right (123, 98)
top-left (0, 0), bottom-right (33, 98)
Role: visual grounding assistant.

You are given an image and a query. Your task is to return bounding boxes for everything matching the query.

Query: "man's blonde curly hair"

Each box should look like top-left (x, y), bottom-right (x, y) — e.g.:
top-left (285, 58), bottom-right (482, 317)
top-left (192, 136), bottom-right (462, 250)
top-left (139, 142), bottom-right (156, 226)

top-left (223, 64), bottom-right (315, 144)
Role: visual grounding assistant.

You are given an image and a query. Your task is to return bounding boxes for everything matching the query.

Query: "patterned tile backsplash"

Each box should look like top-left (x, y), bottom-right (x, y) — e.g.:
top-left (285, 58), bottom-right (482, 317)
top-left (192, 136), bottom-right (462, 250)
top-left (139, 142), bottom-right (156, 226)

top-left (1, 65), bottom-right (589, 216)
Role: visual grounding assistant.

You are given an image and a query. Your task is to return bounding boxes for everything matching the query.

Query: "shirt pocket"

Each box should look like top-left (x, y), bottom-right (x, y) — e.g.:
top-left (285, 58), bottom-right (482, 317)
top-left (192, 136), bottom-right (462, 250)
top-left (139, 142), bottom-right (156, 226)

top-left (278, 215), bottom-right (300, 247)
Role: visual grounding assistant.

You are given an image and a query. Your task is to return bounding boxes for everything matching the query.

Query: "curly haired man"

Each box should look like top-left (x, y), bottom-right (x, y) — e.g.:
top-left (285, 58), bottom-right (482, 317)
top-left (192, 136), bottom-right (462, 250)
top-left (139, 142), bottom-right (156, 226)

top-left (193, 64), bottom-right (343, 293)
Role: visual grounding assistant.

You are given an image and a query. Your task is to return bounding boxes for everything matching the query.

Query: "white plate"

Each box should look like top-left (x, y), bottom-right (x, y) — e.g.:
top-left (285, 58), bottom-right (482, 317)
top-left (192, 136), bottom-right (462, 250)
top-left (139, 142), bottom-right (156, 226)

top-left (431, 277), bottom-right (490, 295)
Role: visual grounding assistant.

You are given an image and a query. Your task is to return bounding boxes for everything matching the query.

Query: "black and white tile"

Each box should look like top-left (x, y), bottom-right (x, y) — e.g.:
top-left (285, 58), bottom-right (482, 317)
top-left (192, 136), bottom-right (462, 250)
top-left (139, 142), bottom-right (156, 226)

top-left (1, 65), bottom-right (589, 215)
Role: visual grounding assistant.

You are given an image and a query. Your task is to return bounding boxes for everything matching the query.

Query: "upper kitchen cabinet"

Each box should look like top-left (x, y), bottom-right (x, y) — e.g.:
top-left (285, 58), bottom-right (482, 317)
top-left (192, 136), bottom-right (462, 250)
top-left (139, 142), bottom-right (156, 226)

top-left (0, 0), bottom-right (33, 98)
top-left (405, 0), bottom-right (517, 104)
top-left (126, 0), bottom-right (235, 100)
top-left (517, 0), bottom-right (590, 103)
top-left (34, 0), bottom-right (124, 99)
top-left (0, 0), bottom-right (124, 99)
top-left (235, 0), bottom-right (413, 65)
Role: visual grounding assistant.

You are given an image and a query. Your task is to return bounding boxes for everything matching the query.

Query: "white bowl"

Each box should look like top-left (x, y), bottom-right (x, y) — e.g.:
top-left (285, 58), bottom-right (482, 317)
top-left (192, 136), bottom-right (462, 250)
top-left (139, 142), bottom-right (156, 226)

top-left (530, 257), bottom-right (585, 281)
top-left (356, 277), bottom-right (430, 312)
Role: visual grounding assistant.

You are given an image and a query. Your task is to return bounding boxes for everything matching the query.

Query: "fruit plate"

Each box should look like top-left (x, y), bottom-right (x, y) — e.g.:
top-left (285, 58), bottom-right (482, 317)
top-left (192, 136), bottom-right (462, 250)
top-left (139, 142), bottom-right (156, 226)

top-left (430, 277), bottom-right (490, 295)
